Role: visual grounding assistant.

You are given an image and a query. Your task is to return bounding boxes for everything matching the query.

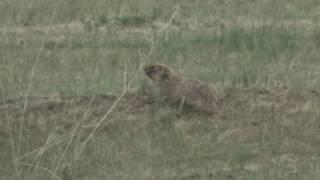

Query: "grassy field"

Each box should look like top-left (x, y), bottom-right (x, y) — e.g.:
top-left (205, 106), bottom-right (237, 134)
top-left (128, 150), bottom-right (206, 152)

top-left (1, 0), bottom-right (320, 179)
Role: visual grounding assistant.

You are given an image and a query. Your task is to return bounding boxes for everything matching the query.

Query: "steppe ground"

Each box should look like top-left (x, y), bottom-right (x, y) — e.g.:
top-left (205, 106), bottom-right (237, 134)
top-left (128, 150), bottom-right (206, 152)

top-left (1, 0), bottom-right (320, 179)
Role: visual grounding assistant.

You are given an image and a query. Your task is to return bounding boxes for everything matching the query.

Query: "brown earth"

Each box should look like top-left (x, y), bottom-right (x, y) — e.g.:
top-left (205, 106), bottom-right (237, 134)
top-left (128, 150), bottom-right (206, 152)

top-left (0, 93), bottom-right (149, 131)
top-left (1, 88), bottom-right (319, 133)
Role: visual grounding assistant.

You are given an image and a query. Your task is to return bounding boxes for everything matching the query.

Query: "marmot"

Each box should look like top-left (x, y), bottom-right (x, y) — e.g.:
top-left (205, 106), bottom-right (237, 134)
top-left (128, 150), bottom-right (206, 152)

top-left (144, 64), bottom-right (217, 114)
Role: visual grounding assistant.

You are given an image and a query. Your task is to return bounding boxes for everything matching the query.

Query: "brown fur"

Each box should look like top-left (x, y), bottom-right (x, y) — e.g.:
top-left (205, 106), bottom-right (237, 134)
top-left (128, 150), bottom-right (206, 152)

top-left (144, 64), bottom-right (217, 114)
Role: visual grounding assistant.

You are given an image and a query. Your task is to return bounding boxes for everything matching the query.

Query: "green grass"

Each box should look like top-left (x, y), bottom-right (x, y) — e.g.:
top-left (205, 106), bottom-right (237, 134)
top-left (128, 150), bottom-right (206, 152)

top-left (1, 0), bottom-right (320, 179)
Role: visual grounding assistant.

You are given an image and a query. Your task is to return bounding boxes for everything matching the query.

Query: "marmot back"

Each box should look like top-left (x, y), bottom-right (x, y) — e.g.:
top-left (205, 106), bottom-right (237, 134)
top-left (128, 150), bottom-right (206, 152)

top-left (144, 64), bottom-right (217, 114)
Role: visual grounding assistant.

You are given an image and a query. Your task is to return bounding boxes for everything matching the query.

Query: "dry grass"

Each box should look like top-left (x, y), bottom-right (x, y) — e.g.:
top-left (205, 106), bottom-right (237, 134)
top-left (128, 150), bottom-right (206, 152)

top-left (1, 0), bottom-right (320, 179)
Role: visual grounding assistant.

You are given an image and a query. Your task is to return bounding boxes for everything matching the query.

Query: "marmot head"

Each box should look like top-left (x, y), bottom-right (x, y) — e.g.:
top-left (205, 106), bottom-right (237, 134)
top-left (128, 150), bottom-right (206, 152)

top-left (144, 64), bottom-right (173, 82)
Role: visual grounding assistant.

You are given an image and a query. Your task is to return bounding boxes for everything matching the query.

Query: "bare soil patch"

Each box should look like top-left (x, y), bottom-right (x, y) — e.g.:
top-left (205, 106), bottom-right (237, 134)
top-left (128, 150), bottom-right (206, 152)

top-left (0, 93), bottom-right (149, 132)
top-left (1, 88), bottom-right (319, 131)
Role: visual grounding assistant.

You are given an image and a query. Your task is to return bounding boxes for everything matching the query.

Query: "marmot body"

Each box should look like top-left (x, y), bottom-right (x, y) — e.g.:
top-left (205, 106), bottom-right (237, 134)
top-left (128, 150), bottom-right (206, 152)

top-left (144, 64), bottom-right (217, 114)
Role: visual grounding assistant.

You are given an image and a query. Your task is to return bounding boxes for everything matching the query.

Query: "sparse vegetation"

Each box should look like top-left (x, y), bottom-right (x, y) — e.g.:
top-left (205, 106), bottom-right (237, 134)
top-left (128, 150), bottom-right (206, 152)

top-left (1, 0), bottom-right (320, 179)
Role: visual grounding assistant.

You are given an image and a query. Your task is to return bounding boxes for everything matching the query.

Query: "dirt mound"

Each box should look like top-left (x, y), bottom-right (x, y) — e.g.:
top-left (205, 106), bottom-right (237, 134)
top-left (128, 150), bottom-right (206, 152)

top-left (1, 93), bottom-right (148, 112)
top-left (0, 93), bottom-right (149, 131)
top-left (1, 88), bottom-right (319, 130)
